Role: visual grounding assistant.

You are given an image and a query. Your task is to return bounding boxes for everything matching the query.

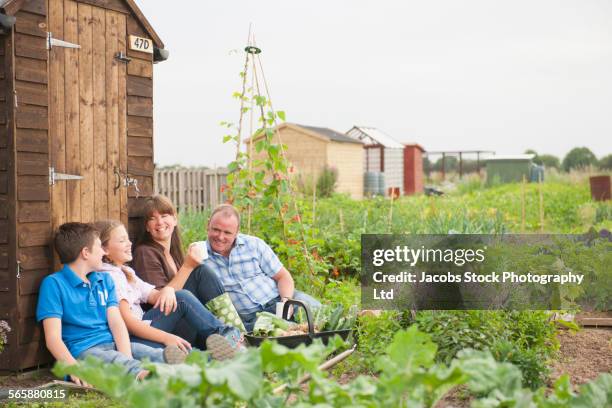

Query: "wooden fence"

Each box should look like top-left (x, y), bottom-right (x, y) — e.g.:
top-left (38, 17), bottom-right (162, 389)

top-left (154, 168), bottom-right (229, 212)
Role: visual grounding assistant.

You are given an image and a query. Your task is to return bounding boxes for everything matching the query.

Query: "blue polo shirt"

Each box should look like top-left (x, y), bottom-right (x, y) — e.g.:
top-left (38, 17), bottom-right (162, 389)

top-left (36, 264), bottom-right (118, 358)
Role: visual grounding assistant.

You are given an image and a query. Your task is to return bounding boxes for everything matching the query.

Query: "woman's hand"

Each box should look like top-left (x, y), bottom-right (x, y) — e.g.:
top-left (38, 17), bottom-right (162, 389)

top-left (153, 286), bottom-right (177, 316)
top-left (163, 333), bottom-right (192, 353)
top-left (184, 243), bottom-right (205, 268)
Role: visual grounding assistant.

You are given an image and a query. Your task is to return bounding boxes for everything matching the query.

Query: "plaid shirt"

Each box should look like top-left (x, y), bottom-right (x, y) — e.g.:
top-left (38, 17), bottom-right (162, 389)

top-left (204, 234), bottom-right (283, 314)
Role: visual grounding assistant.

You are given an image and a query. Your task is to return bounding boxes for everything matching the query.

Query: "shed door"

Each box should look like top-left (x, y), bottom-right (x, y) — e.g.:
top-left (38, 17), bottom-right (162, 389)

top-left (48, 0), bottom-right (128, 238)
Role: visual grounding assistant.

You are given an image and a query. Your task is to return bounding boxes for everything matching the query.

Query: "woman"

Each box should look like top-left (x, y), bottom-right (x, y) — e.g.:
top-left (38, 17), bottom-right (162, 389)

top-left (95, 219), bottom-right (241, 360)
top-left (131, 195), bottom-right (246, 334)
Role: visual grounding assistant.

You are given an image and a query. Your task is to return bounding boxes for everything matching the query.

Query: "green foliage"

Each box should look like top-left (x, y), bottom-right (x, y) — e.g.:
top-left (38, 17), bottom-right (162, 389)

top-left (50, 327), bottom-right (611, 408)
top-left (0, 320), bottom-right (10, 354)
top-left (315, 166), bottom-right (338, 198)
top-left (351, 311), bottom-right (403, 374)
top-left (413, 310), bottom-right (559, 389)
top-left (413, 311), bottom-right (502, 365)
top-left (489, 339), bottom-right (550, 389)
top-left (598, 153), bottom-right (612, 170)
top-left (539, 154), bottom-right (561, 169)
top-left (562, 147), bottom-right (598, 171)
top-left (525, 149), bottom-right (560, 169)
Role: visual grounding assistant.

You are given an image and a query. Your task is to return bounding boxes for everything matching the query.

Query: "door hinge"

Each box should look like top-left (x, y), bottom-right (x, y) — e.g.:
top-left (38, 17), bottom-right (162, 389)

top-left (47, 32), bottom-right (81, 50)
top-left (49, 167), bottom-right (84, 185)
top-left (115, 52), bottom-right (132, 63)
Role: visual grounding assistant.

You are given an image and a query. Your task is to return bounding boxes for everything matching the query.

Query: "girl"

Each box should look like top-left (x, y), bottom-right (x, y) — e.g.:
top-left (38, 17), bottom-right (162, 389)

top-left (95, 220), bottom-right (241, 361)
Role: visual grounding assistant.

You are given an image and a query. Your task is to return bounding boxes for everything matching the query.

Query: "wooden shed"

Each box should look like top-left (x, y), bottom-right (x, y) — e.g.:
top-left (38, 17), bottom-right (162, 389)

top-left (346, 126), bottom-right (405, 197)
top-left (0, 0), bottom-right (165, 371)
top-left (245, 123), bottom-right (364, 199)
top-left (403, 144), bottom-right (425, 195)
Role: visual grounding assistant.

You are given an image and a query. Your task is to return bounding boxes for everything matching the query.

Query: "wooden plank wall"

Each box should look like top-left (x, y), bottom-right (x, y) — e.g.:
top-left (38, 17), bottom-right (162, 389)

top-left (11, 0), bottom-right (54, 369)
top-left (0, 24), bottom-right (19, 372)
top-left (125, 14), bottom-right (154, 238)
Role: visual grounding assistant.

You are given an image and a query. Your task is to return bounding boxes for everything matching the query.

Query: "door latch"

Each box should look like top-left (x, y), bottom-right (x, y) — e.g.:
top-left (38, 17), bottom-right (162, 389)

top-left (114, 167), bottom-right (140, 198)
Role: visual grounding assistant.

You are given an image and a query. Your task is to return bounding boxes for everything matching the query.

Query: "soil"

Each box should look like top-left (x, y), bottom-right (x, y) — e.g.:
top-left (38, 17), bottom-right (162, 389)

top-left (0, 368), bottom-right (56, 389)
top-left (550, 327), bottom-right (612, 387)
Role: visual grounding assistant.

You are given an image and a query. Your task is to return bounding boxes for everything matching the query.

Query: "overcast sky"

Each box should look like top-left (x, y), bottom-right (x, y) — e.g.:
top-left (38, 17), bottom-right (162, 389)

top-left (135, 0), bottom-right (611, 167)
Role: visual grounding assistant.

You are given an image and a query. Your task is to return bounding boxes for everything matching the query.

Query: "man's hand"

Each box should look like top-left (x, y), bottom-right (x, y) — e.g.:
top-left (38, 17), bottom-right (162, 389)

top-left (154, 286), bottom-right (177, 316)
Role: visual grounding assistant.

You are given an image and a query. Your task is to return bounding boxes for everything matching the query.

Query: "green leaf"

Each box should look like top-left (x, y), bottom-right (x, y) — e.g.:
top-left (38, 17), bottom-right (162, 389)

top-left (227, 161), bottom-right (239, 172)
top-left (378, 325), bottom-right (437, 372)
top-left (571, 373), bottom-right (612, 408)
top-left (255, 140), bottom-right (265, 153)
top-left (456, 349), bottom-right (523, 397)
top-left (276, 111), bottom-right (286, 121)
top-left (223, 135), bottom-right (233, 143)
top-left (204, 349), bottom-right (262, 400)
top-left (53, 356), bottom-right (136, 399)
top-left (144, 362), bottom-right (202, 388)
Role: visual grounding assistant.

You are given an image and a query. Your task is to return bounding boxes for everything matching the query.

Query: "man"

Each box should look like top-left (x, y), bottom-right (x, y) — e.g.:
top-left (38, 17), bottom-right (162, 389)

top-left (203, 204), bottom-right (321, 331)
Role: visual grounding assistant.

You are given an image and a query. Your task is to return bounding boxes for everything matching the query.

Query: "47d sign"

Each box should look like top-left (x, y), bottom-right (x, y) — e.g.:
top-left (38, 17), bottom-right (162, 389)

top-left (129, 35), bottom-right (153, 54)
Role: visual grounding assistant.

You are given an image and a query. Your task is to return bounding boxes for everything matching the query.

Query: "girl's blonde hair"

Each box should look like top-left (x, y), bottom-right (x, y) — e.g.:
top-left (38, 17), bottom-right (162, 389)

top-left (94, 219), bottom-right (135, 283)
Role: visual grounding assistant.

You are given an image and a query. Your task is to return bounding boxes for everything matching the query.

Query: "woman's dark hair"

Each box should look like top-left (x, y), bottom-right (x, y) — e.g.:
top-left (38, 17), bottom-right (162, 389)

top-left (136, 195), bottom-right (184, 267)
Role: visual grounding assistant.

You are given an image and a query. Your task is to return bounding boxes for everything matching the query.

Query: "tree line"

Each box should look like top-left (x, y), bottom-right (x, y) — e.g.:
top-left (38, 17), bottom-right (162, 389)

top-left (424, 147), bottom-right (612, 173)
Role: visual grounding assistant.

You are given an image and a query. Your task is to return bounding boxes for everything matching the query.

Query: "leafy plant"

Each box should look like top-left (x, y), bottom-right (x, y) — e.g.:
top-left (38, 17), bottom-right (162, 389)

top-left (413, 310), bottom-right (559, 389)
top-left (52, 327), bottom-right (611, 408)
top-left (0, 320), bottom-right (11, 354)
top-left (316, 166), bottom-right (338, 198)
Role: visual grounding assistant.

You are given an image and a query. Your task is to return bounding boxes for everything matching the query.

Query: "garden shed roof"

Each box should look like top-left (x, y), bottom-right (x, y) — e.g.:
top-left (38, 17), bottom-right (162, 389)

top-left (297, 124), bottom-right (363, 144)
top-left (484, 154), bottom-right (535, 161)
top-left (346, 126), bottom-right (405, 149)
top-left (0, 0), bottom-right (164, 47)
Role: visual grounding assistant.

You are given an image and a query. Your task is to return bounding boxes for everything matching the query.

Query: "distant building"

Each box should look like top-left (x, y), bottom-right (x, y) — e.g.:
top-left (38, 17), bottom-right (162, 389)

top-left (346, 126), bottom-right (425, 196)
top-left (245, 123), bottom-right (364, 198)
top-left (484, 154), bottom-right (543, 185)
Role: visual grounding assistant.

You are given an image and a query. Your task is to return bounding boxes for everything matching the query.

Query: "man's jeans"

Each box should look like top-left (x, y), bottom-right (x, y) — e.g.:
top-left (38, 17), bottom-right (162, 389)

top-left (132, 289), bottom-right (238, 349)
top-left (79, 341), bottom-right (164, 377)
top-left (240, 290), bottom-right (322, 332)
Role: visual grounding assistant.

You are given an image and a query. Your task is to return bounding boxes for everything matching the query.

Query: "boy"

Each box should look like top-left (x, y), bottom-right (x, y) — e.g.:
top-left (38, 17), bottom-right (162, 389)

top-left (36, 222), bottom-right (185, 385)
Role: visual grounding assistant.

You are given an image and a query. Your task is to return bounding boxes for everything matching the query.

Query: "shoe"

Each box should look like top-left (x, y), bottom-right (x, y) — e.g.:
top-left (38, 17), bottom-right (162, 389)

top-left (163, 345), bottom-right (188, 364)
top-left (206, 332), bottom-right (246, 361)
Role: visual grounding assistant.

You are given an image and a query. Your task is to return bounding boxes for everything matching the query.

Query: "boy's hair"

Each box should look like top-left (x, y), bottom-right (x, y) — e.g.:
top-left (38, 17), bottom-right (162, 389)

top-left (54, 222), bottom-right (99, 264)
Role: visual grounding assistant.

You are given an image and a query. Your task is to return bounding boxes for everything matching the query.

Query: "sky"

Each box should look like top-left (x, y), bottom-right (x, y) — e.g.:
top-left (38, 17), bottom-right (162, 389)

top-left (135, 0), bottom-right (612, 167)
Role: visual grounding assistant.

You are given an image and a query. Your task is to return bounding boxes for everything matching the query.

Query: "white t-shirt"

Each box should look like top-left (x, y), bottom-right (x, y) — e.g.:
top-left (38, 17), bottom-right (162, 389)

top-left (101, 262), bottom-right (155, 322)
